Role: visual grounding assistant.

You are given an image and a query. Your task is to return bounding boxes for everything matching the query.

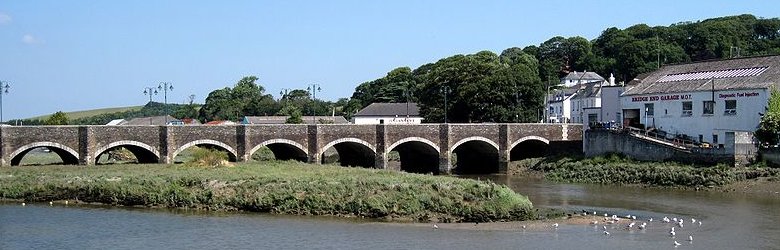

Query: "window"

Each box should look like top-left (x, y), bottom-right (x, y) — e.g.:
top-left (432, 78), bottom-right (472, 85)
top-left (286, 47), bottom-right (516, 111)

top-left (682, 101), bottom-right (693, 116)
top-left (725, 100), bottom-right (737, 115)
top-left (644, 103), bottom-right (654, 116)
top-left (713, 134), bottom-right (718, 144)
top-left (703, 101), bottom-right (714, 115)
top-left (549, 107), bottom-right (554, 114)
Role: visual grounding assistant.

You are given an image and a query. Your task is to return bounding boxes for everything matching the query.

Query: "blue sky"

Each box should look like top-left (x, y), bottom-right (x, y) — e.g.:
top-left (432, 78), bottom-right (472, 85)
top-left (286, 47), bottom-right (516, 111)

top-left (1, 1), bottom-right (779, 120)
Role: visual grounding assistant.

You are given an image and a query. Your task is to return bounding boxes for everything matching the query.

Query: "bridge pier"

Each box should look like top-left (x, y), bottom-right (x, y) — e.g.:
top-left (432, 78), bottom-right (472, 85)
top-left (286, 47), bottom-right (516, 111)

top-left (438, 124), bottom-right (452, 175)
top-left (78, 126), bottom-right (94, 165)
top-left (307, 125), bottom-right (320, 165)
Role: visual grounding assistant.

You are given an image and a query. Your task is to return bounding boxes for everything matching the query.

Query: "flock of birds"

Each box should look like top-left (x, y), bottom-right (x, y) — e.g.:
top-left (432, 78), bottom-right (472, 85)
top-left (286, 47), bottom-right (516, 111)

top-left (431, 210), bottom-right (704, 247)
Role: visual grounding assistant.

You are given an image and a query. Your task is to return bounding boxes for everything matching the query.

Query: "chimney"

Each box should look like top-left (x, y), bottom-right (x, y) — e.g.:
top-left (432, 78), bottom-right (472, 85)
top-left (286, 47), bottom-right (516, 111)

top-left (609, 73), bottom-right (615, 86)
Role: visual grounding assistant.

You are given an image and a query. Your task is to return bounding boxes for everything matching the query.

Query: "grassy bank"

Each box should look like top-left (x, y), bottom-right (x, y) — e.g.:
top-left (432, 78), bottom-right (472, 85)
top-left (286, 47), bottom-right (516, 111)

top-left (511, 154), bottom-right (780, 188)
top-left (0, 162), bottom-right (533, 222)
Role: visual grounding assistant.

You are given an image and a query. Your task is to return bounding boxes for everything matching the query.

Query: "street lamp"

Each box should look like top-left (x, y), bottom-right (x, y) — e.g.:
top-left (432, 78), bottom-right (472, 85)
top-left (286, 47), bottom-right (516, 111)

top-left (143, 87), bottom-right (158, 125)
top-left (515, 91), bottom-right (523, 123)
top-left (307, 84), bottom-right (321, 124)
top-left (158, 82), bottom-right (173, 125)
top-left (0, 81), bottom-right (9, 124)
top-left (279, 88), bottom-right (291, 100)
top-left (441, 86), bottom-right (450, 123)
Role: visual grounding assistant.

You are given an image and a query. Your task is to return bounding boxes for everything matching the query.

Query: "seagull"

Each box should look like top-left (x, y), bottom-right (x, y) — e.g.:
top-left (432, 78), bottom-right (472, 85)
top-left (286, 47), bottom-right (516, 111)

top-left (698, 221), bottom-right (702, 226)
top-left (553, 223), bottom-right (559, 228)
top-left (433, 224), bottom-right (439, 230)
top-left (591, 221), bottom-right (599, 225)
top-left (691, 218), bottom-right (696, 224)
top-left (648, 218), bottom-right (654, 222)
top-left (604, 230), bottom-right (610, 235)
top-left (522, 225), bottom-right (527, 229)
top-left (627, 222), bottom-right (635, 229)
top-left (631, 215), bottom-right (637, 220)
top-left (674, 241), bottom-right (682, 247)
top-left (673, 217), bottom-right (678, 222)
top-left (670, 231), bottom-right (676, 237)
top-left (49, 201), bottom-right (53, 206)
top-left (678, 221), bottom-right (684, 228)
top-left (21, 202), bottom-right (26, 206)
top-left (64, 200), bottom-right (69, 205)
top-left (663, 217), bottom-right (670, 223)
top-left (638, 222), bottom-right (647, 230)
top-left (603, 225), bottom-right (607, 231)
top-left (688, 235), bottom-right (693, 242)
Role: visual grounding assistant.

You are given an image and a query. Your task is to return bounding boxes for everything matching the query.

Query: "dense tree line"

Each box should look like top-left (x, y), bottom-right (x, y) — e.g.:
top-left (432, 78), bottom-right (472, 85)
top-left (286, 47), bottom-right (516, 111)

top-left (348, 14), bottom-right (780, 123)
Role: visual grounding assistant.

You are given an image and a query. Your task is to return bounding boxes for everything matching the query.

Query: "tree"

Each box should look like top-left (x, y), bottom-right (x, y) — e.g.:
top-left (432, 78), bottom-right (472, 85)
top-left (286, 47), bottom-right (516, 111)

top-left (757, 89), bottom-right (780, 145)
top-left (45, 111), bottom-right (69, 125)
top-left (199, 76), bottom-right (279, 121)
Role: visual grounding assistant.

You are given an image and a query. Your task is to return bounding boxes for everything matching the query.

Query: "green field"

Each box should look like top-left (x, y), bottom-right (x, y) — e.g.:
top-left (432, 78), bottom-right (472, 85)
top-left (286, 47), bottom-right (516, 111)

top-left (28, 105), bottom-right (143, 121)
top-left (0, 162), bottom-right (534, 222)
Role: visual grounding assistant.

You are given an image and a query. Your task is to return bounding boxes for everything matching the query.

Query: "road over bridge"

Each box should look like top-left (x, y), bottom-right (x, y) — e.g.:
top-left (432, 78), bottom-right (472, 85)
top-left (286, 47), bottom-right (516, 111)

top-left (0, 124), bottom-right (581, 174)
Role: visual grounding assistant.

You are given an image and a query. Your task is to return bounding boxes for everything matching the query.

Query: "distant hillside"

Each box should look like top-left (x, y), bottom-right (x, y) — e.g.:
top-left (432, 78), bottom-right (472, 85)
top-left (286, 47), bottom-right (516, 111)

top-left (29, 106), bottom-right (143, 120)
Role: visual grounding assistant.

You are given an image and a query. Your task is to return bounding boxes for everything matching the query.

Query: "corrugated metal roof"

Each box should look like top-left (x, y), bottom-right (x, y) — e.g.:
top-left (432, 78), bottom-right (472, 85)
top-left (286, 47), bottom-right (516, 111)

top-left (623, 55), bottom-right (780, 96)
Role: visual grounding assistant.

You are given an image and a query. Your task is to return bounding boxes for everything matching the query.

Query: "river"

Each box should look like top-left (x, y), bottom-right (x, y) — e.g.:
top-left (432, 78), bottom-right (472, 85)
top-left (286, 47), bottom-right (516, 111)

top-left (2, 176), bottom-right (779, 249)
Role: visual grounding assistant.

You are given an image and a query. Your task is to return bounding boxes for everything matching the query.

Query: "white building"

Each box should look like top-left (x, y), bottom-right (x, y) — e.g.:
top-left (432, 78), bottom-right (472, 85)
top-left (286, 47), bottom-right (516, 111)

top-left (619, 55), bottom-right (780, 146)
top-left (548, 71), bottom-right (610, 123)
top-left (352, 103), bottom-right (423, 125)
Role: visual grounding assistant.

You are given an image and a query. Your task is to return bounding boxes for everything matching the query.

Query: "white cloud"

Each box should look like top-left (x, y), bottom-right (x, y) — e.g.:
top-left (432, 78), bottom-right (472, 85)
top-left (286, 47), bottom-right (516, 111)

top-left (22, 34), bottom-right (42, 44)
top-left (0, 13), bottom-right (10, 24)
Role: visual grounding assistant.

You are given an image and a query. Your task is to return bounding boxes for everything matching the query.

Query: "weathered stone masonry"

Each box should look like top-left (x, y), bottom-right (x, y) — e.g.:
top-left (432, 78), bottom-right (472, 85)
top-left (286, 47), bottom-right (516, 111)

top-left (1, 124), bottom-right (581, 174)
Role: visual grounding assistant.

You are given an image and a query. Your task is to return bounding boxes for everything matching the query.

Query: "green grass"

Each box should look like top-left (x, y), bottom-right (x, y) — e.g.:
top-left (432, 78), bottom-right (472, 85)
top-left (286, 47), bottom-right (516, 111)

top-left (0, 162), bottom-right (534, 222)
top-left (28, 105), bottom-right (143, 120)
top-left (522, 155), bottom-right (780, 187)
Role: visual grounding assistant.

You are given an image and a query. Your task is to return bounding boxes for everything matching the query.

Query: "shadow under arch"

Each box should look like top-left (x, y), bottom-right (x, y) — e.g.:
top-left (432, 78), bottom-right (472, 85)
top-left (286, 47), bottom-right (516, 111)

top-left (93, 140), bottom-right (161, 164)
top-left (9, 141), bottom-right (80, 166)
top-left (386, 137), bottom-right (440, 174)
top-left (319, 138), bottom-right (376, 168)
top-left (172, 139), bottom-right (238, 162)
top-left (248, 139), bottom-right (308, 162)
top-left (450, 136), bottom-right (500, 175)
top-left (509, 136), bottom-right (550, 161)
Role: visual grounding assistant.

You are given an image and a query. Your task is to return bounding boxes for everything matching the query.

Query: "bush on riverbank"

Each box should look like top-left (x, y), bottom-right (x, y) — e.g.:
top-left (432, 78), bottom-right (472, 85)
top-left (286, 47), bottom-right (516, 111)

top-left (0, 162), bottom-right (533, 222)
top-left (514, 154), bottom-right (780, 187)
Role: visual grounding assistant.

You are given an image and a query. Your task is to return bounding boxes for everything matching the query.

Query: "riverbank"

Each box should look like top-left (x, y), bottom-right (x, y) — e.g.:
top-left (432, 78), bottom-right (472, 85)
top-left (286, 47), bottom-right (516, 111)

top-left (509, 155), bottom-right (780, 192)
top-left (0, 162), bottom-right (533, 223)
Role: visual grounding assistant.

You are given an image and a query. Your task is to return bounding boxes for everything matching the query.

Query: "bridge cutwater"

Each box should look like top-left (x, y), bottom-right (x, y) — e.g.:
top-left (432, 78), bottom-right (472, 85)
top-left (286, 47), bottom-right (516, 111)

top-left (0, 124), bottom-right (581, 174)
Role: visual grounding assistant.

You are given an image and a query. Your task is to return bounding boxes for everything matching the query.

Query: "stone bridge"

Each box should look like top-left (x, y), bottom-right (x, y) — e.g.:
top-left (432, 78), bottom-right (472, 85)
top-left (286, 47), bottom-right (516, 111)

top-left (0, 124), bottom-right (582, 174)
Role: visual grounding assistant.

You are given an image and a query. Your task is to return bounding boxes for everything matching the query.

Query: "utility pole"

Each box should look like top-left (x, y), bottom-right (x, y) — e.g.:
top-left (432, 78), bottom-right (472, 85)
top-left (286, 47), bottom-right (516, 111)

top-left (656, 35), bottom-right (661, 69)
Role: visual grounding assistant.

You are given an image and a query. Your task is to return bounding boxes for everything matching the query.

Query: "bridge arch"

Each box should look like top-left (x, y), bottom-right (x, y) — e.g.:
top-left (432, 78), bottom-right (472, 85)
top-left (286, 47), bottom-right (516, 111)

top-left (386, 137), bottom-right (440, 174)
top-left (9, 141), bottom-right (80, 166)
top-left (248, 139), bottom-right (308, 162)
top-left (510, 136), bottom-right (550, 161)
top-left (172, 139), bottom-right (238, 162)
top-left (320, 138), bottom-right (376, 168)
top-left (93, 140), bottom-right (161, 164)
top-left (450, 136), bottom-right (500, 174)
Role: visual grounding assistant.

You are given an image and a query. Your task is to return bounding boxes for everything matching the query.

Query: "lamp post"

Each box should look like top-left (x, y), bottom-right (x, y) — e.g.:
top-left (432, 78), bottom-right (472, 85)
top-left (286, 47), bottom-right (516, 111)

top-left (307, 84), bottom-right (321, 124)
top-left (441, 86), bottom-right (450, 123)
top-left (143, 87), bottom-right (158, 125)
top-left (515, 91), bottom-right (523, 123)
top-left (0, 81), bottom-right (9, 124)
top-left (158, 82), bottom-right (173, 125)
top-left (279, 88), bottom-right (291, 101)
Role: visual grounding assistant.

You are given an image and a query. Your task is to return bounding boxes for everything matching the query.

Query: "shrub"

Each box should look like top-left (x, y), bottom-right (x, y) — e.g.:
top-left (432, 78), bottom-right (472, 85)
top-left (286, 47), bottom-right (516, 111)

top-left (187, 147), bottom-right (230, 168)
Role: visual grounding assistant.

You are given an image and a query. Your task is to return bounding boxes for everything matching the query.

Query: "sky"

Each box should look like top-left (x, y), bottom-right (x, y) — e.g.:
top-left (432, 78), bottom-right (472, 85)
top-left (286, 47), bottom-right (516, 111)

top-left (1, 0), bottom-right (779, 120)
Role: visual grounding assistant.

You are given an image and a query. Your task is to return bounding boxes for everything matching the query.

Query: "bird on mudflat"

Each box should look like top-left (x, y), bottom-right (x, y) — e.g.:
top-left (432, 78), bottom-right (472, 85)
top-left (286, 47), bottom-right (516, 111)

top-left (21, 202), bottom-right (26, 206)
top-left (604, 230), bottom-right (610, 235)
top-left (638, 222), bottom-right (647, 230)
top-left (433, 224), bottom-right (439, 230)
top-left (674, 241), bottom-right (682, 247)
top-left (553, 223), bottom-right (559, 228)
top-left (688, 235), bottom-right (693, 242)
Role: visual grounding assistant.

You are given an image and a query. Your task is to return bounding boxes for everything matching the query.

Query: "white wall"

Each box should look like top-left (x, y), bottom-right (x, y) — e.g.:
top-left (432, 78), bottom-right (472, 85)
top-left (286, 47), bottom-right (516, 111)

top-left (621, 88), bottom-right (768, 144)
top-left (353, 117), bottom-right (423, 125)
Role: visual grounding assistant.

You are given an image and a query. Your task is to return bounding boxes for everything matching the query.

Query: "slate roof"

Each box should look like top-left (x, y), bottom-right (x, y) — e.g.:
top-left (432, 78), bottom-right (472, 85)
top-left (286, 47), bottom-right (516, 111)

top-left (549, 82), bottom-right (602, 103)
top-left (623, 55), bottom-right (780, 96)
top-left (353, 103), bottom-right (420, 117)
top-left (243, 116), bottom-right (348, 124)
top-left (562, 71), bottom-right (605, 81)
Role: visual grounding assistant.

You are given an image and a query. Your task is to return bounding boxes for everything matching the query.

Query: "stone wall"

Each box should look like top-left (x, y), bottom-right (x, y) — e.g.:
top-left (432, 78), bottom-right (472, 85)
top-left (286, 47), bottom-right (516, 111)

top-left (1, 124), bottom-right (582, 174)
